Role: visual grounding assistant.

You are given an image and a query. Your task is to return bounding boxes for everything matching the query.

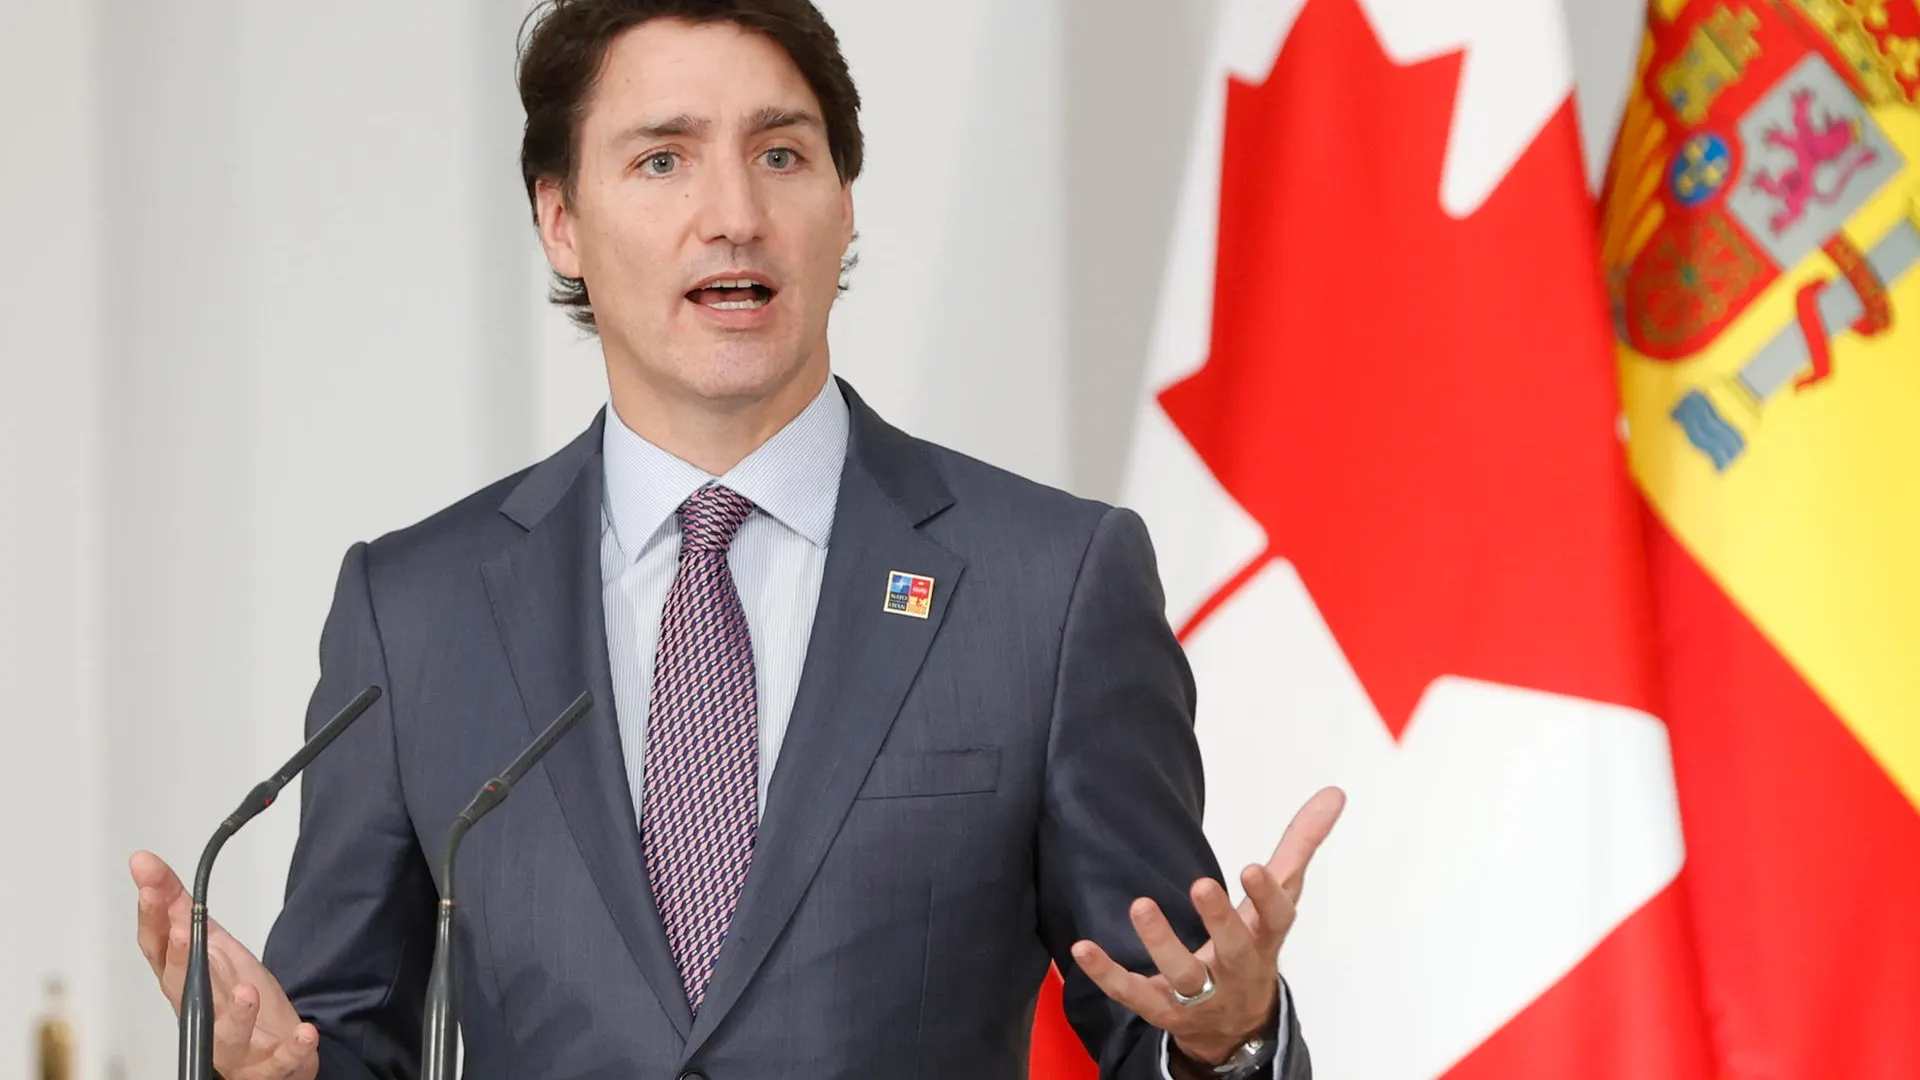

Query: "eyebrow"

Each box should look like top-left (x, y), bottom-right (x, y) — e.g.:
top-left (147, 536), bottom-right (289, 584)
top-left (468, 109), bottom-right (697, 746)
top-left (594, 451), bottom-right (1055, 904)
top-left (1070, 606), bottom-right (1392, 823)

top-left (746, 106), bottom-right (821, 135)
top-left (618, 107), bottom-right (823, 145)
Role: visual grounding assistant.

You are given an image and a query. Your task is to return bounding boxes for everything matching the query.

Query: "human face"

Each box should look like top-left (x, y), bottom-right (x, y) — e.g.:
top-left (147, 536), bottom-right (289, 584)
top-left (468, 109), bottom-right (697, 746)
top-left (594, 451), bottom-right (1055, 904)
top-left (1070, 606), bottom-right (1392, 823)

top-left (537, 19), bottom-right (854, 411)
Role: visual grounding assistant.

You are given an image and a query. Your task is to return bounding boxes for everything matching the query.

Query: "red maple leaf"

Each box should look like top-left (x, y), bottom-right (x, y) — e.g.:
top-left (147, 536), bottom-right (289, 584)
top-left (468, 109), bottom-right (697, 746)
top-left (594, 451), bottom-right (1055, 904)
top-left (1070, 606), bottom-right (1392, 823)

top-left (1156, 0), bottom-right (1655, 737)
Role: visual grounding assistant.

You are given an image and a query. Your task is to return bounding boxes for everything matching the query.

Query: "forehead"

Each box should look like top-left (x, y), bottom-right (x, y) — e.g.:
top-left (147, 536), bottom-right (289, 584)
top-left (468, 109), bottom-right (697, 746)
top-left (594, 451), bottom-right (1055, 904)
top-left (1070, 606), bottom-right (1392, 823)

top-left (587, 18), bottom-right (823, 131)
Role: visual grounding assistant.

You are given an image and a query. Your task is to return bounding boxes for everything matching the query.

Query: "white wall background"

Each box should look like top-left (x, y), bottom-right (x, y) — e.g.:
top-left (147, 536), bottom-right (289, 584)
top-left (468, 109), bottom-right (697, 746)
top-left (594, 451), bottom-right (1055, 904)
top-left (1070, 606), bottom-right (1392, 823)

top-left (0, 1), bottom-right (1642, 1074)
top-left (1, 2), bottom-right (108, 1077)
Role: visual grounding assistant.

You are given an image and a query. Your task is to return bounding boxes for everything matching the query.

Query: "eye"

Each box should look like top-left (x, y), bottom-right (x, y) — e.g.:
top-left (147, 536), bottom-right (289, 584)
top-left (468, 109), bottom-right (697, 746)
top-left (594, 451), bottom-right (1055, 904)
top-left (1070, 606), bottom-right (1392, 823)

top-left (641, 151), bottom-right (679, 176)
top-left (763, 147), bottom-right (799, 170)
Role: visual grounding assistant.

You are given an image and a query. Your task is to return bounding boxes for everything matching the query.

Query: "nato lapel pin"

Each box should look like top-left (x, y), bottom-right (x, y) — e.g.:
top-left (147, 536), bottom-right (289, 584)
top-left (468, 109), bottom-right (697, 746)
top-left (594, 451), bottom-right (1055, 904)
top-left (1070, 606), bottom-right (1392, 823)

top-left (883, 570), bottom-right (935, 619)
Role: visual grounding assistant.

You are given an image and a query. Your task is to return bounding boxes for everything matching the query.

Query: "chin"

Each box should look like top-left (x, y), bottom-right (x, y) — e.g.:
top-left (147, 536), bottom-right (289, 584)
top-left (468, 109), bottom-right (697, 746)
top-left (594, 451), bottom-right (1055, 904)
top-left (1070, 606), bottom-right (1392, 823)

top-left (675, 348), bottom-right (813, 406)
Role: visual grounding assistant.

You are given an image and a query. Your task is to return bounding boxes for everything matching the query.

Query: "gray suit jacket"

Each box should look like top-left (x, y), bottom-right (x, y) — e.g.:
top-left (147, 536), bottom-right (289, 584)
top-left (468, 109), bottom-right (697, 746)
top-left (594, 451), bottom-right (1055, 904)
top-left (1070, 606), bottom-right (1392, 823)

top-left (260, 380), bottom-right (1310, 1079)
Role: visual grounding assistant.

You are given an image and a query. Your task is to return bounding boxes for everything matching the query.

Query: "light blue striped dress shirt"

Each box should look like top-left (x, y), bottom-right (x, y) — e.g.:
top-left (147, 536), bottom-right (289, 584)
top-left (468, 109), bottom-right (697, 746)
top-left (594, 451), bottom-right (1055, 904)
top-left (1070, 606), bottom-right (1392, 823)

top-left (599, 376), bottom-right (848, 820)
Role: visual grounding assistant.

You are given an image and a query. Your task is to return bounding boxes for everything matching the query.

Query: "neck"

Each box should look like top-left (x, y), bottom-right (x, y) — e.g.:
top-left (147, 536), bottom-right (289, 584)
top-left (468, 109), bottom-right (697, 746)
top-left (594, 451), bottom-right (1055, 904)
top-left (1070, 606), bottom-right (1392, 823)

top-left (605, 358), bottom-right (829, 476)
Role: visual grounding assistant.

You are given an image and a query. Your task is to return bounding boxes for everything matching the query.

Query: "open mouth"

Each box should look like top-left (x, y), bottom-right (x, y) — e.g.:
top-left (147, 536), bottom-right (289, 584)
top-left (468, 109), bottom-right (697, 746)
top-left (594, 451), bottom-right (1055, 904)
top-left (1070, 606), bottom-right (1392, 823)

top-left (687, 277), bottom-right (776, 311)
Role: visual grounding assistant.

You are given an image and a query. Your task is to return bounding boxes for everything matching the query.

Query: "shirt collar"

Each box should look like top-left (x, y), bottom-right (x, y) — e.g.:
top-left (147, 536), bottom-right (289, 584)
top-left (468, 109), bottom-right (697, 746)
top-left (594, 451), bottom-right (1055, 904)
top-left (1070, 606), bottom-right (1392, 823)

top-left (600, 376), bottom-right (849, 562)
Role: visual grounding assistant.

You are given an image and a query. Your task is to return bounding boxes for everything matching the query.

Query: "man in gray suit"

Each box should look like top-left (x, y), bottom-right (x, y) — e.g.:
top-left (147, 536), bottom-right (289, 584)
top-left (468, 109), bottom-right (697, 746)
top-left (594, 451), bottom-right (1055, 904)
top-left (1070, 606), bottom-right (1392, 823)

top-left (128, 2), bottom-right (1343, 1077)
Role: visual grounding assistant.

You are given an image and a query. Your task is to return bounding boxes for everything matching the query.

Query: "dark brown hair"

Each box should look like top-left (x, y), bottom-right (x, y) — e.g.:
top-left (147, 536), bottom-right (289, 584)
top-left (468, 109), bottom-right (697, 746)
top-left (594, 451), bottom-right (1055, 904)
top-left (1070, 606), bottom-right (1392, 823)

top-left (518, 0), bottom-right (864, 331)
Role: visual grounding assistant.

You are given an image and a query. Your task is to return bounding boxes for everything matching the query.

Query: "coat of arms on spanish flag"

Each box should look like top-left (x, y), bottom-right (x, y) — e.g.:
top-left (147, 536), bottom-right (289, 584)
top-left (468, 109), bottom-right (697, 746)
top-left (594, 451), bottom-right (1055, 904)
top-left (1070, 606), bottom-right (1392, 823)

top-left (1602, 1), bottom-right (1920, 1074)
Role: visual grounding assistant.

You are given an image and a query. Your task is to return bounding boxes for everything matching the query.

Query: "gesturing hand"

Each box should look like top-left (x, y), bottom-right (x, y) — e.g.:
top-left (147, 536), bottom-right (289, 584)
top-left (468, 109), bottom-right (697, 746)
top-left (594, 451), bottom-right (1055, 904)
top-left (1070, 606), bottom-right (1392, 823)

top-left (131, 851), bottom-right (321, 1080)
top-left (1070, 786), bottom-right (1345, 1068)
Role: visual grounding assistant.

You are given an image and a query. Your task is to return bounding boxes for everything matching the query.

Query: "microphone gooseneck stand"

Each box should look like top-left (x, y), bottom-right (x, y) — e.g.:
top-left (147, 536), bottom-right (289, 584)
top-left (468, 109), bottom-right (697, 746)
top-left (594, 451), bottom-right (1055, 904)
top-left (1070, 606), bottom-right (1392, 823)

top-left (422, 690), bottom-right (595, 1080)
top-left (179, 685), bottom-right (384, 1080)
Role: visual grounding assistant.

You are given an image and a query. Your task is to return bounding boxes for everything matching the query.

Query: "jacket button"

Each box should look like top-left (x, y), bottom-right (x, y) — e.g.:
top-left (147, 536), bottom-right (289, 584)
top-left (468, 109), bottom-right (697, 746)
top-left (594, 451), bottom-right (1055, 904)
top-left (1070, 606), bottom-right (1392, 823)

top-left (678, 1071), bottom-right (707, 1080)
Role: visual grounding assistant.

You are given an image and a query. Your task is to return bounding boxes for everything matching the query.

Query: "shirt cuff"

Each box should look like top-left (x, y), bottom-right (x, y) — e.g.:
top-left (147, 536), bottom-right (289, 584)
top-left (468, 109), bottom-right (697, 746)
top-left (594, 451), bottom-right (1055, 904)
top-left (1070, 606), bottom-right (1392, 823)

top-left (1156, 981), bottom-right (1291, 1079)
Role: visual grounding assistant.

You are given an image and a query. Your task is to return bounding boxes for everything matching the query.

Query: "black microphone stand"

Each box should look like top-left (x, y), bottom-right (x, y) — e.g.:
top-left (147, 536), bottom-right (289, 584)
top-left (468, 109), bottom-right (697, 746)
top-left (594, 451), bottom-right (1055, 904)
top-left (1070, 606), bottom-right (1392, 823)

top-left (422, 690), bottom-right (594, 1080)
top-left (180, 685), bottom-right (383, 1080)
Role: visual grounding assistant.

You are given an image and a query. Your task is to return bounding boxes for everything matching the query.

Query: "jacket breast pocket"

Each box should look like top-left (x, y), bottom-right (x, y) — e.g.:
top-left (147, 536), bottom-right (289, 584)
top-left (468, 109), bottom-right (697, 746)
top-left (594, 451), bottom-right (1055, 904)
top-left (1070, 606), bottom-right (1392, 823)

top-left (854, 748), bottom-right (1000, 800)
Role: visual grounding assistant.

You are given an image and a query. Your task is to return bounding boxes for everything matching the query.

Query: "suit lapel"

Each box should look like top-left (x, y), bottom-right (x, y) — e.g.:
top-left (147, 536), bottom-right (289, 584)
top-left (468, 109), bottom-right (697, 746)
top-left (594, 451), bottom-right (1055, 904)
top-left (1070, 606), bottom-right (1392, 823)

top-left (684, 385), bottom-right (964, 1056)
top-left (478, 413), bottom-right (696, 1041)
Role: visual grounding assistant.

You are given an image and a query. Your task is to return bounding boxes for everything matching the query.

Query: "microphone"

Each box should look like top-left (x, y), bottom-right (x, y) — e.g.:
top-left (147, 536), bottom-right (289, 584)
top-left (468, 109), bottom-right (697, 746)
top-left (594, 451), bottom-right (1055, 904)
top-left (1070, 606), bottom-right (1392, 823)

top-left (422, 690), bottom-right (594, 1080)
top-left (179, 684), bottom-right (383, 1080)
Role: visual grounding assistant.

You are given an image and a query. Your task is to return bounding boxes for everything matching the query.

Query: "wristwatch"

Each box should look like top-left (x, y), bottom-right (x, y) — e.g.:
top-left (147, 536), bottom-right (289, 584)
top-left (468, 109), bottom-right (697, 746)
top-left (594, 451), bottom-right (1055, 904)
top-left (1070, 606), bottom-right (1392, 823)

top-left (1207, 1034), bottom-right (1277, 1079)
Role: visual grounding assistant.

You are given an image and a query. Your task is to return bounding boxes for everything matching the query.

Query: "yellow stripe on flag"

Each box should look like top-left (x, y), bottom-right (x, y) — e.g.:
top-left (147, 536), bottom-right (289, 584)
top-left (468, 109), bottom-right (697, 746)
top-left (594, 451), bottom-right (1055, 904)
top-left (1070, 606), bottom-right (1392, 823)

top-left (1623, 101), bottom-right (1920, 811)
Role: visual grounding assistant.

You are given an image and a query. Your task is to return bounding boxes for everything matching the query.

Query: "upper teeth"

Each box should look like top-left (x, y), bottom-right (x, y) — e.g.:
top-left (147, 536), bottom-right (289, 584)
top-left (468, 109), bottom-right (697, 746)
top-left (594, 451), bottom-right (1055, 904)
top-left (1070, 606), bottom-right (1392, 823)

top-left (709, 278), bottom-right (760, 289)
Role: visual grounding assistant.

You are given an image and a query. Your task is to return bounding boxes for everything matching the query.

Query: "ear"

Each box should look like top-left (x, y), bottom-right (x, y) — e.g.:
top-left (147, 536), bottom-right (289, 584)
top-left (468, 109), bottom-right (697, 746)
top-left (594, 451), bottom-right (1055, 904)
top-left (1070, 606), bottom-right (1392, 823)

top-left (535, 176), bottom-right (585, 281)
top-left (838, 180), bottom-right (855, 250)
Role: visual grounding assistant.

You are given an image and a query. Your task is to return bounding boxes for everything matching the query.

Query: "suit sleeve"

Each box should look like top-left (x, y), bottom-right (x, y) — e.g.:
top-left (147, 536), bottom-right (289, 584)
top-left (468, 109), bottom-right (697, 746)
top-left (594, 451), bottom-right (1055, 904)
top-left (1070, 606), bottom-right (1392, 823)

top-left (1036, 508), bottom-right (1311, 1080)
top-left (260, 542), bottom-right (438, 1080)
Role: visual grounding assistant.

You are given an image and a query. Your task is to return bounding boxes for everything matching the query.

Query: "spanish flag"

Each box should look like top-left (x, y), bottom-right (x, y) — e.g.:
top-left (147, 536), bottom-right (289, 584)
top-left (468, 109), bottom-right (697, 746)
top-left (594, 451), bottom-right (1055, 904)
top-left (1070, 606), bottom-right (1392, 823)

top-left (1601, 1), bottom-right (1920, 1074)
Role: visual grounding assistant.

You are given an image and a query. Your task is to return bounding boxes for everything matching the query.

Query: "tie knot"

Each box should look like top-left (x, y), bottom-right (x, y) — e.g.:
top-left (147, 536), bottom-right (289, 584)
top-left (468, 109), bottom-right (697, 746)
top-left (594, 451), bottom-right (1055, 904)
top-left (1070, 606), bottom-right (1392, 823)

top-left (677, 485), bottom-right (756, 554)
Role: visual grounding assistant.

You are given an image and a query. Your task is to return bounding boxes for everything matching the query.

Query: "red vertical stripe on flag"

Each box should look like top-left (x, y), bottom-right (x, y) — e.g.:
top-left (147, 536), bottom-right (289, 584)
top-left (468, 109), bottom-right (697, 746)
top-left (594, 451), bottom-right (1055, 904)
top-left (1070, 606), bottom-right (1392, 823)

top-left (1645, 511), bottom-right (1920, 1078)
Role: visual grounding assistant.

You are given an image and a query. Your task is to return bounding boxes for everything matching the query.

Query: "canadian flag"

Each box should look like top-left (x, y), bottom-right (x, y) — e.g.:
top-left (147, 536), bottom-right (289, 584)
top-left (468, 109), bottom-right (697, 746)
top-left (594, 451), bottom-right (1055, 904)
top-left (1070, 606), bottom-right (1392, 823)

top-left (1031, 0), bottom-right (1717, 1076)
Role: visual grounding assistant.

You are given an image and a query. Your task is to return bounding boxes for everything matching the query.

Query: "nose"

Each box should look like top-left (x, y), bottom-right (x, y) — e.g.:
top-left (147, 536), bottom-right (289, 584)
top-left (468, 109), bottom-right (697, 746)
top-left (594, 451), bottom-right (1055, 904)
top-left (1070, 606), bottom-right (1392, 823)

top-left (694, 154), bottom-right (766, 248)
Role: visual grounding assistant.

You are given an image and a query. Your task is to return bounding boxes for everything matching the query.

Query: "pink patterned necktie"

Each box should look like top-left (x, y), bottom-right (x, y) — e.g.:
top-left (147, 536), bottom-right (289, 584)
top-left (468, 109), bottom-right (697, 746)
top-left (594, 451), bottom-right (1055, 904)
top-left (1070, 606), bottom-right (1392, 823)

top-left (640, 484), bottom-right (759, 1013)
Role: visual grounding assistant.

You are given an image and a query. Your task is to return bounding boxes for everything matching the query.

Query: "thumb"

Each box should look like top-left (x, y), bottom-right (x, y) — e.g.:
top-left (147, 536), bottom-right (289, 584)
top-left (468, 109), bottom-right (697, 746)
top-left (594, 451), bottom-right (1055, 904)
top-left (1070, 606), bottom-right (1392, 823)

top-left (1265, 786), bottom-right (1346, 901)
top-left (130, 850), bottom-right (187, 900)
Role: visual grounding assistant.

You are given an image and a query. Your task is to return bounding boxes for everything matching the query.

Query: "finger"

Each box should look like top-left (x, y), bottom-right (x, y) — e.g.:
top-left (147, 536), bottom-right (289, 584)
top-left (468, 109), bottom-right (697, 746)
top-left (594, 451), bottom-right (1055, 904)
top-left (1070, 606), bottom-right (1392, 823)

top-left (1265, 786), bottom-right (1346, 902)
top-left (132, 852), bottom-right (187, 975)
top-left (211, 982), bottom-right (261, 1069)
top-left (137, 887), bottom-right (170, 978)
top-left (1129, 898), bottom-right (1211, 997)
top-left (264, 1023), bottom-right (322, 1077)
top-left (1240, 863), bottom-right (1298, 958)
top-left (1069, 940), bottom-right (1182, 1030)
top-left (1191, 877), bottom-right (1259, 977)
top-left (159, 871), bottom-right (198, 967)
top-left (161, 923), bottom-right (190, 1007)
